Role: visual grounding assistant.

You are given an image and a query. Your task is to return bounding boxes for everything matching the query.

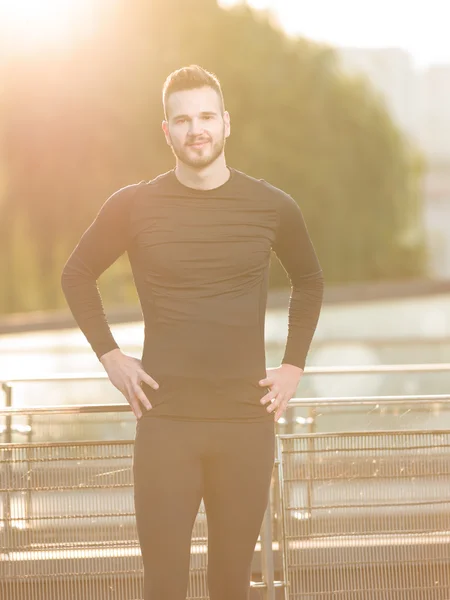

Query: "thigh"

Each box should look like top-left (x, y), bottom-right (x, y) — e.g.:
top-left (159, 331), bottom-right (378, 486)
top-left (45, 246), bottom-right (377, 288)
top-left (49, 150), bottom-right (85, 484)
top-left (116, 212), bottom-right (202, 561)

top-left (203, 420), bottom-right (275, 599)
top-left (133, 418), bottom-right (204, 599)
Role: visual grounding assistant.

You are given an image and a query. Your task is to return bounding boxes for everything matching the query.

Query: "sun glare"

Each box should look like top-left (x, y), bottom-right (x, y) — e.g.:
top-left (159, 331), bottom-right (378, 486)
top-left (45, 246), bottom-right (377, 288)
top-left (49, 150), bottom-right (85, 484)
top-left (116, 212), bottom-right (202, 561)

top-left (0, 0), bottom-right (99, 53)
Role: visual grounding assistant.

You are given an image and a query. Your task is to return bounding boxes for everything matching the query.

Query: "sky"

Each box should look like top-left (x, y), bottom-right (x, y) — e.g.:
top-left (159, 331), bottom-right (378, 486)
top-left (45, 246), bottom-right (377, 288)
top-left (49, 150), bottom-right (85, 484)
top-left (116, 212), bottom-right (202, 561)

top-left (219, 0), bottom-right (450, 68)
top-left (0, 0), bottom-right (448, 69)
top-left (0, 0), bottom-right (99, 54)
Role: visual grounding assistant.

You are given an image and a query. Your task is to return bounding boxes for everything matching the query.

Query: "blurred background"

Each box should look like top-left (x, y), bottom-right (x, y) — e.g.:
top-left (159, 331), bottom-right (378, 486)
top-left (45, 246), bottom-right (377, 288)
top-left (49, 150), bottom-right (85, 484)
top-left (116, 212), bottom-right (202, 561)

top-left (1, 0), bottom-right (450, 437)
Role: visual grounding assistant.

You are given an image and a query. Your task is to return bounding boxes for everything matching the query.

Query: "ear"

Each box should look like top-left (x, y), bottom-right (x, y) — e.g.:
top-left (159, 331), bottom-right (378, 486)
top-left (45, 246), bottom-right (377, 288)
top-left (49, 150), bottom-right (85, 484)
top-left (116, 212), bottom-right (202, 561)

top-left (162, 120), bottom-right (171, 145)
top-left (224, 111), bottom-right (231, 138)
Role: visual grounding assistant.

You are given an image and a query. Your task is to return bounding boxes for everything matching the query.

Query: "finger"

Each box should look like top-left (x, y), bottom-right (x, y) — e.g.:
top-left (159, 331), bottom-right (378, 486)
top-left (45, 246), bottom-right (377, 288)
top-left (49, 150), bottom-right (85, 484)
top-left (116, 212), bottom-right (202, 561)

top-left (259, 377), bottom-right (274, 386)
top-left (274, 402), bottom-right (287, 421)
top-left (266, 393), bottom-right (285, 413)
top-left (275, 398), bottom-right (291, 421)
top-left (140, 372), bottom-right (159, 390)
top-left (260, 387), bottom-right (278, 405)
top-left (132, 383), bottom-right (153, 411)
top-left (128, 396), bottom-right (142, 420)
top-left (125, 384), bottom-right (149, 416)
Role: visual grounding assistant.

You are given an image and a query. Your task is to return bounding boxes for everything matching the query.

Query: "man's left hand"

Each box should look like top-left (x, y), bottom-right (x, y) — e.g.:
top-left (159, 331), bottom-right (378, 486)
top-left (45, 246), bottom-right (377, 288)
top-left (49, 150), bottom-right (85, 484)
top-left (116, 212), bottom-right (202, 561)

top-left (258, 364), bottom-right (304, 422)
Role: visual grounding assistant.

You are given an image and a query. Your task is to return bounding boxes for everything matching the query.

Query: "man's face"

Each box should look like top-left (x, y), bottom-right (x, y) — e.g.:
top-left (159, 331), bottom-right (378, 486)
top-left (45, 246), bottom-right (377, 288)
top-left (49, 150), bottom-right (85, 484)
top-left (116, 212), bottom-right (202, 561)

top-left (162, 86), bottom-right (230, 169)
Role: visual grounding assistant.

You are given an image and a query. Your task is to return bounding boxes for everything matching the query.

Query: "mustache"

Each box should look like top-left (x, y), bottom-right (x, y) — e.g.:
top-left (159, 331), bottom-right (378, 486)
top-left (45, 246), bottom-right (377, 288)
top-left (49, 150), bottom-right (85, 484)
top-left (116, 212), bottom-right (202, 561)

top-left (186, 137), bottom-right (210, 145)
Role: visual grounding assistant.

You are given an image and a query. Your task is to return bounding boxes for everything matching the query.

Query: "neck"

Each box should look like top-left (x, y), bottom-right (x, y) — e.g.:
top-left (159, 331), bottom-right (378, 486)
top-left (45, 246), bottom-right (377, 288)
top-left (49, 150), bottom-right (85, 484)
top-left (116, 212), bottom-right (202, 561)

top-left (174, 155), bottom-right (230, 190)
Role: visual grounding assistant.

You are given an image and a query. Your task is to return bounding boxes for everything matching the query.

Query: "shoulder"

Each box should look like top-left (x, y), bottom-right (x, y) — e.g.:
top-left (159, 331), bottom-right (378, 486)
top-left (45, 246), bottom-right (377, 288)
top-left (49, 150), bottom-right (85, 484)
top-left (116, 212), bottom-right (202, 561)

top-left (146, 170), bottom-right (174, 189)
top-left (106, 180), bottom-right (147, 204)
top-left (101, 180), bottom-right (145, 207)
top-left (232, 168), bottom-right (295, 208)
top-left (100, 172), bottom-right (172, 211)
top-left (92, 181), bottom-right (147, 229)
top-left (99, 171), bottom-right (175, 221)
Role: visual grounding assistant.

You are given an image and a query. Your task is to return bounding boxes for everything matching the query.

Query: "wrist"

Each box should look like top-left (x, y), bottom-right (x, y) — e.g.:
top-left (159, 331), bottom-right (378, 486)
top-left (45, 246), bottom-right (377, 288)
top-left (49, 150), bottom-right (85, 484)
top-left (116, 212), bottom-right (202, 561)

top-left (100, 348), bottom-right (122, 366)
top-left (281, 362), bottom-right (304, 373)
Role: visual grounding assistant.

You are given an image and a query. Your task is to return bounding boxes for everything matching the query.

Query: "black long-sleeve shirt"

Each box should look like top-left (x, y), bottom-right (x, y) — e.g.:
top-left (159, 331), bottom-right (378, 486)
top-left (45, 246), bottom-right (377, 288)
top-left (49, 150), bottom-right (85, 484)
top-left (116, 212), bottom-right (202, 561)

top-left (61, 167), bottom-right (324, 421)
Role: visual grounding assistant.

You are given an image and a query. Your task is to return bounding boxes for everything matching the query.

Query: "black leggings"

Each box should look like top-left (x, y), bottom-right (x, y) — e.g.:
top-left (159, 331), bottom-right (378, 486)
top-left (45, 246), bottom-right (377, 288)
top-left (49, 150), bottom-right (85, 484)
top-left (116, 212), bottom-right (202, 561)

top-left (132, 416), bottom-right (275, 600)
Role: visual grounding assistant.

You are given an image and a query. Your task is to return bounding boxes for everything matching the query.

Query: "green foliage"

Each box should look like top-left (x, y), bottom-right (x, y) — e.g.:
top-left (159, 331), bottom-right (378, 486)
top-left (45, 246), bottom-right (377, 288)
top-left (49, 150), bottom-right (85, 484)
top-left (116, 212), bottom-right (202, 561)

top-left (0, 0), bottom-right (427, 314)
top-left (0, 216), bottom-right (43, 312)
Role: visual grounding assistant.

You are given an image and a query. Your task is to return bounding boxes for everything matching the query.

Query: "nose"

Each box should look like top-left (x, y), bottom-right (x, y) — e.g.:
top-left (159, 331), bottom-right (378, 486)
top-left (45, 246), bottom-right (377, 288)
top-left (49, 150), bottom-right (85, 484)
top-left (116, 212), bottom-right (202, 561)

top-left (188, 117), bottom-right (204, 136)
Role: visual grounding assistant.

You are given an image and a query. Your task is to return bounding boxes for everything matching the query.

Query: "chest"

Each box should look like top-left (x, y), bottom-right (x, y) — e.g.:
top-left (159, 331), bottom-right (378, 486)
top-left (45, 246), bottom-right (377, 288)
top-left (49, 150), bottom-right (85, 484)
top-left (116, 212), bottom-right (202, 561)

top-left (129, 198), bottom-right (277, 280)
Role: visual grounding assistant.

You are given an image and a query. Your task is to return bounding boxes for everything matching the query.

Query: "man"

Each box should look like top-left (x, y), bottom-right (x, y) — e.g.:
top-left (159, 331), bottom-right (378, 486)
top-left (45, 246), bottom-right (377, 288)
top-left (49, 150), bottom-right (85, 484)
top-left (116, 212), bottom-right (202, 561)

top-left (61, 64), bottom-right (324, 600)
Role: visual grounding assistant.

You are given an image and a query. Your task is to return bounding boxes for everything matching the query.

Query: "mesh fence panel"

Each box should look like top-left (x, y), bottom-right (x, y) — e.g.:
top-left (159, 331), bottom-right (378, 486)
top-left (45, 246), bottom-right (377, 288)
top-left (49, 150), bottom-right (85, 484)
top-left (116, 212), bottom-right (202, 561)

top-left (0, 441), bottom-right (209, 600)
top-left (276, 430), bottom-right (450, 600)
top-left (4, 429), bottom-right (450, 599)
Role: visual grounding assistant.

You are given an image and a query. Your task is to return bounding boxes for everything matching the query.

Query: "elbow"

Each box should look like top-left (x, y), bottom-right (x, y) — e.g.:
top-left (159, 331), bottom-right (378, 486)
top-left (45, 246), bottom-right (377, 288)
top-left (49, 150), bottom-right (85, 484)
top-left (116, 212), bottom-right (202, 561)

top-left (316, 269), bottom-right (325, 290)
top-left (60, 255), bottom-right (96, 294)
top-left (60, 263), bottom-right (75, 300)
top-left (291, 269), bottom-right (325, 304)
top-left (311, 269), bottom-right (325, 297)
top-left (292, 268), bottom-right (324, 289)
top-left (60, 265), bottom-right (70, 295)
top-left (60, 257), bottom-right (75, 289)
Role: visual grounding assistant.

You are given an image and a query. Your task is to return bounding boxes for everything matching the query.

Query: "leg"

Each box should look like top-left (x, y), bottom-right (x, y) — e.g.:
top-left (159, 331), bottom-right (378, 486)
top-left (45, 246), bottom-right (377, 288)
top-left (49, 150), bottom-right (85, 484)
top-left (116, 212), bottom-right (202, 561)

top-left (203, 419), bottom-right (275, 600)
top-left (133, 417), bottom-right (204, 600)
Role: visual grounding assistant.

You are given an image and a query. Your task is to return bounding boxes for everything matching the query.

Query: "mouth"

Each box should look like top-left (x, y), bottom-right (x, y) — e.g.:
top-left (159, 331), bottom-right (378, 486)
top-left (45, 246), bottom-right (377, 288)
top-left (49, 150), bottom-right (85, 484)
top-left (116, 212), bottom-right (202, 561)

top-left (188, 140), bottom-right (209, 149)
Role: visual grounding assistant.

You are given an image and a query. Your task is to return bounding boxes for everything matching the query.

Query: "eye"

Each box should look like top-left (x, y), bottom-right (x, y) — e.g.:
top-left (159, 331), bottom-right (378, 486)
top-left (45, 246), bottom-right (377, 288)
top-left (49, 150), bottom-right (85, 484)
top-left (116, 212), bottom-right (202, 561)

top-left (202, 115), bottom-right (212, 120)
top-left (176, 118), bottom-right (187, 124)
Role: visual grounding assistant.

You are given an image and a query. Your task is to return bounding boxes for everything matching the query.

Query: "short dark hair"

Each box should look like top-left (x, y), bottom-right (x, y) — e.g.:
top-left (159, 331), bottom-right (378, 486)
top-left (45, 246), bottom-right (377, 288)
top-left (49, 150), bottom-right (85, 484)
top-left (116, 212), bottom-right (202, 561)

top-left (162, 65), bottom-right (225, 119)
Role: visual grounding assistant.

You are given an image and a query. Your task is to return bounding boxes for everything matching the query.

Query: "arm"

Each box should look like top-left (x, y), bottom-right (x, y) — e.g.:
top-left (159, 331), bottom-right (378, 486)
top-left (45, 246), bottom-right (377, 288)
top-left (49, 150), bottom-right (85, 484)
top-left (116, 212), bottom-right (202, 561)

top-left (272, 193), bottom-right (324, 370)
top-left (60, 184), bottom-right (141, 360)
top-left (61, 182), bottom-right (159, 420)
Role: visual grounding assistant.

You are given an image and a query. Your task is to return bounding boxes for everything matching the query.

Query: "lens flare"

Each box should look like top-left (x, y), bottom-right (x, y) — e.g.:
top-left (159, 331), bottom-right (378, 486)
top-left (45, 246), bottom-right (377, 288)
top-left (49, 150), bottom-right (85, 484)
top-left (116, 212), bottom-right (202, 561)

top-left (0, 0), bottom-right (101, 53)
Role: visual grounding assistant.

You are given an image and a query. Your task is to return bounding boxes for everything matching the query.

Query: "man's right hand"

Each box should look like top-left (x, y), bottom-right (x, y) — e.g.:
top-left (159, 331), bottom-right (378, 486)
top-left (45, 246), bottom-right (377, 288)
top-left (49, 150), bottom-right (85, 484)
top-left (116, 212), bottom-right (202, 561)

top-left (99, 348), bottom-right (159, 420)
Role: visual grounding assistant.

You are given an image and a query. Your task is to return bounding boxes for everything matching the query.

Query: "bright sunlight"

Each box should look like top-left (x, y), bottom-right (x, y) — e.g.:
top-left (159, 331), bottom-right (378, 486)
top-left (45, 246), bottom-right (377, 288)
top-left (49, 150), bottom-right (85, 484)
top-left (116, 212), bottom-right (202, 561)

top-left (0, 0), bottom-right (101, 53)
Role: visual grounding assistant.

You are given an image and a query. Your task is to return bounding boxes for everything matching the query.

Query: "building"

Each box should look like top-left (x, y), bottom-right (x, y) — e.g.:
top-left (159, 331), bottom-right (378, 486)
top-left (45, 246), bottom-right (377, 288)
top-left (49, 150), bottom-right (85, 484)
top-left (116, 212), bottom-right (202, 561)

top-left (336, 47), bottom-right (421, 143)
top-left (335, 47), bottom-right (450, 278)
top-left (419, 65), bottom-right (450, 161)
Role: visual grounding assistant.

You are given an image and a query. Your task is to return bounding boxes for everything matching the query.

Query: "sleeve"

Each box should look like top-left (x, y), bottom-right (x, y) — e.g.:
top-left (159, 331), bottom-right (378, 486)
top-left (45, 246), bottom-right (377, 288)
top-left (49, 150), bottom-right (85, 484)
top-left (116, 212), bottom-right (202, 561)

top-left (60, 183), bottom-right (142, 361)
top-left (272, 192), bottom-right (324, 370)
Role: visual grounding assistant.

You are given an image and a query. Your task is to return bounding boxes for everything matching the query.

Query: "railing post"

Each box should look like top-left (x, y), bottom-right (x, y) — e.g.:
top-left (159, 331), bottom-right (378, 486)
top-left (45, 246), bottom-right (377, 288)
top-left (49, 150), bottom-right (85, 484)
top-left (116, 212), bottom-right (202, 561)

top-left (259, 496), bottom-right (276, 600)
top-left (2, 382), bottom-right (13, 442)
top-left (307, 406), bottom-right (316, 435)
top-left (2, 383), bottom-right (13, 549)
top-left (275, 441), bottom-right (289, 600)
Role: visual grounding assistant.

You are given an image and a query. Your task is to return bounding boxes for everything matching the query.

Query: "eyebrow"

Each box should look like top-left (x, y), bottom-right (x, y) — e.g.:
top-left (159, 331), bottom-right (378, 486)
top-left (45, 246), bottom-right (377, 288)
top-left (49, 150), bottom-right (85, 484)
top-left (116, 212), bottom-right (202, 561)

top-left (172, 111), bottom-right (218, 120)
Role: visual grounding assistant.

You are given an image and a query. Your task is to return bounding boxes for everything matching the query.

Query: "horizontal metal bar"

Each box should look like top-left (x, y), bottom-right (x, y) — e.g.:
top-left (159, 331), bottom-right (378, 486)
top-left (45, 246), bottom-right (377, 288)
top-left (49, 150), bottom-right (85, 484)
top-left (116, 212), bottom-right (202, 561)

top-left (1, 373), bottom-right (108, 384)
top-left (0, 403), bottom-right (131, 416)
top-left (289, 394), bottom-right (450, 407)
top-left (305, 363), bottom-right (450, 374)
top-left (2, 393), bottom-right (450, 417)
top-left (286, 531), bottom-right (450, 549)
top-left (277, 427), bottom-right (450, 439)
top-left (2, 363), bottom-right (450, 385)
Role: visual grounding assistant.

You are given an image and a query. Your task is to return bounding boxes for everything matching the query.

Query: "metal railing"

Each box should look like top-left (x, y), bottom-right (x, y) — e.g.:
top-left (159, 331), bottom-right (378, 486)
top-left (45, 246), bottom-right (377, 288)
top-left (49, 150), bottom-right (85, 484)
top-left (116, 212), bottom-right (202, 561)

top-left (2, 364), bottom-right (450, 599)
top-left (0, 403), bottom-right (282, 600)
top-left (276, 429), bottom-right (450, 599)
top-left (3, 363), bottom-right (450, 442)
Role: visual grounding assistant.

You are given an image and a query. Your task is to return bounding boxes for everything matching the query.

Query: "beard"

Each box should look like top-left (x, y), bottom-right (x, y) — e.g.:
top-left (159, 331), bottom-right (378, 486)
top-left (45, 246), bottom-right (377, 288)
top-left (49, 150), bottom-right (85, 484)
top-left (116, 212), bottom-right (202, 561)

top-left (168, 127), bottom-right (226, 169)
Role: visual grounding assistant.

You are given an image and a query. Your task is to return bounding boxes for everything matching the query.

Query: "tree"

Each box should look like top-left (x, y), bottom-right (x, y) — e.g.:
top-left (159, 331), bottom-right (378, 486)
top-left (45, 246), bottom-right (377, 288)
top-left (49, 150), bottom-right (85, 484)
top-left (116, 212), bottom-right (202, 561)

top-left (0, 0), bottom-right (427, 314)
